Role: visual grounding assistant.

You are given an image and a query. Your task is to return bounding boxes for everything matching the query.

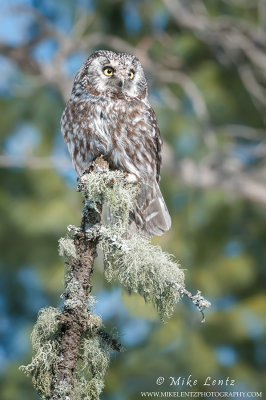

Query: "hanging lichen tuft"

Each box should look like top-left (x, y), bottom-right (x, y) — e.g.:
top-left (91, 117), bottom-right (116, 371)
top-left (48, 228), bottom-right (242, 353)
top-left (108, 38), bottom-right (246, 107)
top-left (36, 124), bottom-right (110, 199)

top-left (19, 307), bottom-right (61, 398)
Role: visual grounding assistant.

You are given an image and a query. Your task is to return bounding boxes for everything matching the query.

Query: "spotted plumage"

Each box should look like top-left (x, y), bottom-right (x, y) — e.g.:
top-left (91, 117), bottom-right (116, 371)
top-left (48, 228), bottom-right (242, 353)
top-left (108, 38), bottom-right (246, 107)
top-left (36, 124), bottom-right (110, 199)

top-left (61, 50), bottom-right (171, 236)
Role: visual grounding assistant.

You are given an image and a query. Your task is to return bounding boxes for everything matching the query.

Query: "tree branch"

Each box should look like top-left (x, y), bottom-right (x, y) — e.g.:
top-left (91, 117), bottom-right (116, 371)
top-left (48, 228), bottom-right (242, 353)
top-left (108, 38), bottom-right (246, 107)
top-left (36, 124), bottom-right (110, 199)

top-left (20, 156), bottom-right (210, 399)
top-left (51, 161), bottom-right (103, 399)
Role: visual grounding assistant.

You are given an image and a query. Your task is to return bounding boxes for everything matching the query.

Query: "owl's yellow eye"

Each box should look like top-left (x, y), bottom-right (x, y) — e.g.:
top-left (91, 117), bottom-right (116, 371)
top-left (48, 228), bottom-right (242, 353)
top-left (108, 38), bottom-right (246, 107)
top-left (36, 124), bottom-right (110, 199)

top-left (103, 67), bottom-right (114, 76)
top-left (129, 70), bottom-right (134, 79)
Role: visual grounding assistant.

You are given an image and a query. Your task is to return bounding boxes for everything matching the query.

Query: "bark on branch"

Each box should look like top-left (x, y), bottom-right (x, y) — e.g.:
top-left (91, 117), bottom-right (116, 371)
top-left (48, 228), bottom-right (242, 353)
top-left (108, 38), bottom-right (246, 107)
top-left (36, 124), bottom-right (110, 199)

top-left (51, 158), bottom-right (104, 399)
top-left (51, 233), bottom-right (99, 398)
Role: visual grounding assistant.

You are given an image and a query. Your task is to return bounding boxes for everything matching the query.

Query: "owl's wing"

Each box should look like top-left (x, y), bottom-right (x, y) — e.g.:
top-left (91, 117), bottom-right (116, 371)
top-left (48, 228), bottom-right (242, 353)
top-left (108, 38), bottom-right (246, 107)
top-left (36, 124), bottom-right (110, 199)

top-left (131, 181), bottom-right (171, 237)
top-left (147, 107), bottom-right (162, 183)
top-left (61, 101), bottom-right (102, 176)
top-left (129, 104), bottom-right (171, 237)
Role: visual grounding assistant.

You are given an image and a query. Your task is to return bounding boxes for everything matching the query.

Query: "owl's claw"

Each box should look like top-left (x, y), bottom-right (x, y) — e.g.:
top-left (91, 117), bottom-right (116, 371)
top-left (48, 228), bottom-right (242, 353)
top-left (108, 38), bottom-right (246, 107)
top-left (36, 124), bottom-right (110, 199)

top-left (125, 173), bottom-right (138, 184)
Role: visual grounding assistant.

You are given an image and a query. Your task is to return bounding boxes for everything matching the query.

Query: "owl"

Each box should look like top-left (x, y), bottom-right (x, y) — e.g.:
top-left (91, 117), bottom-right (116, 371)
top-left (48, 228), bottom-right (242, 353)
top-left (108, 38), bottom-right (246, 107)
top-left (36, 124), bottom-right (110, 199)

top-left (61, 50), bottom-right (171, 236)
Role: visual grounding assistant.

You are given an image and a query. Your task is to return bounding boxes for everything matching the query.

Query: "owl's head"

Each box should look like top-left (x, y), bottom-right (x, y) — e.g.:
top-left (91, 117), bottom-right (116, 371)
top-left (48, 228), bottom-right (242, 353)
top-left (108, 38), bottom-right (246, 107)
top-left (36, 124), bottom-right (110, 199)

top-left (73, 50), bottom-right (148, 99)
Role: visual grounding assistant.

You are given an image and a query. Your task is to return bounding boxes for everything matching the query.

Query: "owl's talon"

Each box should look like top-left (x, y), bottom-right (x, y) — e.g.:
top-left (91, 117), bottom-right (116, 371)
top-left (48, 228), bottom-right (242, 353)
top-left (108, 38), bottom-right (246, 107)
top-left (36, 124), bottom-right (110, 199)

top-left (125, 173), bottom-right (138, 184)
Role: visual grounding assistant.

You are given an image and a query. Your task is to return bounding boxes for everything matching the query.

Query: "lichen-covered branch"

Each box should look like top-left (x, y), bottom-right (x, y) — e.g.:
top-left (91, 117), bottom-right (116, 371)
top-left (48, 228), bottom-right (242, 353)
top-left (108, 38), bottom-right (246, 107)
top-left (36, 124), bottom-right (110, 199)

top-left (20, 158), bottom-right (121, 400)
top-left (20, 157), bottom-right (210, 400)
top-left (166, 281), bottom-right (211, 323)
top-left (51, 231), bottom-right (99, 399)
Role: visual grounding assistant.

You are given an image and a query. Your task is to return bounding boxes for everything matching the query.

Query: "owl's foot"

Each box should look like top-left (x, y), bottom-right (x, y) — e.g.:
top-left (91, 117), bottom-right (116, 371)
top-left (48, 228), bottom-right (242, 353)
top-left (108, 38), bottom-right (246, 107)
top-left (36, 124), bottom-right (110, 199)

top-left (125, 173), bottom-right (138, 184)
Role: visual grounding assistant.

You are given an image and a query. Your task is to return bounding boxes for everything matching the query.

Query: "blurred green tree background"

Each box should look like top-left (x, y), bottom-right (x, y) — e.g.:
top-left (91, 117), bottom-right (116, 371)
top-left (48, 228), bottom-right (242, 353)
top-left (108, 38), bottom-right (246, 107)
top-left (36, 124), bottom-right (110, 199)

top-left (0, 0), bottom-right (266, 399)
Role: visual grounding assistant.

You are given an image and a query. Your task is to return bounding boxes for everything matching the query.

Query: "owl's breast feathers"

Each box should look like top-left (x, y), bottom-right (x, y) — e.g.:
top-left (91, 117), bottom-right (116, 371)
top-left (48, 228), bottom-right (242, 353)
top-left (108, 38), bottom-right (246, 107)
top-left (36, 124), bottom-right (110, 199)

top-left (61, 96), bottom-right (161, 182)
top-left (61, 50), bottom-right (170, 237)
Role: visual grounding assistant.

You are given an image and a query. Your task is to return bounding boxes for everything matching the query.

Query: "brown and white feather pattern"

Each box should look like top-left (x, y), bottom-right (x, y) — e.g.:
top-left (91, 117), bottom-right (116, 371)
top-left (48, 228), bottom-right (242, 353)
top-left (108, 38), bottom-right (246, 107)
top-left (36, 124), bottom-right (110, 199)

top-left (61, 50), bottom-right (171, 236)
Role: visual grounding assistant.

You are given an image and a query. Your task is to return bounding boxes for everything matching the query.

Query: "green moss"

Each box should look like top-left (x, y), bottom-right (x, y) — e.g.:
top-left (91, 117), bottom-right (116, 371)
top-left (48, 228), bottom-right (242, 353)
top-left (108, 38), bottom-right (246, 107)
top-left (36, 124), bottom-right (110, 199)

top-left (19, 307), bottom-right (61, 399)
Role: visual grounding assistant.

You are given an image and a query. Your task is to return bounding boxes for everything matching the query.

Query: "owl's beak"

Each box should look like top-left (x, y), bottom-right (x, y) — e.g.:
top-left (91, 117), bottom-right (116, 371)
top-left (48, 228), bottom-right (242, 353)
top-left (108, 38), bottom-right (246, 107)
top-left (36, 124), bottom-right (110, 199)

top-left (118, 79), bottom-right (124, 88)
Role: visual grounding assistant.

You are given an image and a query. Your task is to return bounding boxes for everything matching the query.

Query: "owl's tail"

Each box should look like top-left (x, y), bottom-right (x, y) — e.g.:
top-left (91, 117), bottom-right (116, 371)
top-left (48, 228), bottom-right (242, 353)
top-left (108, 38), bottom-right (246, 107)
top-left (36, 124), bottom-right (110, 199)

top-left (132, 181), bottom-right (171, 237)
top-left (105, 181), bottom-right (171, 237)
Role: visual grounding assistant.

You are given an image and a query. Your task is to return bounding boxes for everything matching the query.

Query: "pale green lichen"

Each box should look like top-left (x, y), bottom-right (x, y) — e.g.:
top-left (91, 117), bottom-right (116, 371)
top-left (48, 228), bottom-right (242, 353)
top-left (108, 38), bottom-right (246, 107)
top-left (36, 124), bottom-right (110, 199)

top-left (101, 233), bottom-right (185, 319)
top-left (73, 335), bottom-right (111, 400)
top-left (58, 237), bottom-right (77, 262)
top-left (20, 304), bottom-right (109, 400)
top-left (81, 169), bottom-right (185, 319)
top-left (52, 379), bottom-right (72, 399)
top-left (19, 307), bottom-right (61, 399)
top-left (87, 314), bottom-right (102, 332)
top-left (81, 170), bottom-right (139, 229)
top-left (87, 294), bottom-right (96, 308)
top-left (64, 279), bottom-right (83, 298)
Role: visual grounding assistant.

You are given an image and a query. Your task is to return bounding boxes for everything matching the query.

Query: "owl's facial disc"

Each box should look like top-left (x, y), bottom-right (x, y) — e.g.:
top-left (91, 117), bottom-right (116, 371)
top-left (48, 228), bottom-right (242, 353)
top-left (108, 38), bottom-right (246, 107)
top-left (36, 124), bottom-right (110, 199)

top-left (85, 53), bottom-right (147, 98)
top-left (100, 62), bottom-right (136, 95)
top-left (102, 65), bottom-right (135, 90)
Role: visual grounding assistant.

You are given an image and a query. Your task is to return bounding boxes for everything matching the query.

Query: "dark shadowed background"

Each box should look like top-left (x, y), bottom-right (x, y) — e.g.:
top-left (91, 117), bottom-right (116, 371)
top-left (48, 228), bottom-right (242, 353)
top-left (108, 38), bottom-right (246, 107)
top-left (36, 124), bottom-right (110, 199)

top-left (0, 0), bottom-right (266, 399)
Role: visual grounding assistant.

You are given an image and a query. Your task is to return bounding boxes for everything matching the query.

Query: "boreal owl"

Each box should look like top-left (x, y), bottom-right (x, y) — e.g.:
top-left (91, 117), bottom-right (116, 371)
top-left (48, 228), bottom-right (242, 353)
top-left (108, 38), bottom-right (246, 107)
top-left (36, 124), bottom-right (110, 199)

top-left (61, 50), bottom-right (171, 236)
